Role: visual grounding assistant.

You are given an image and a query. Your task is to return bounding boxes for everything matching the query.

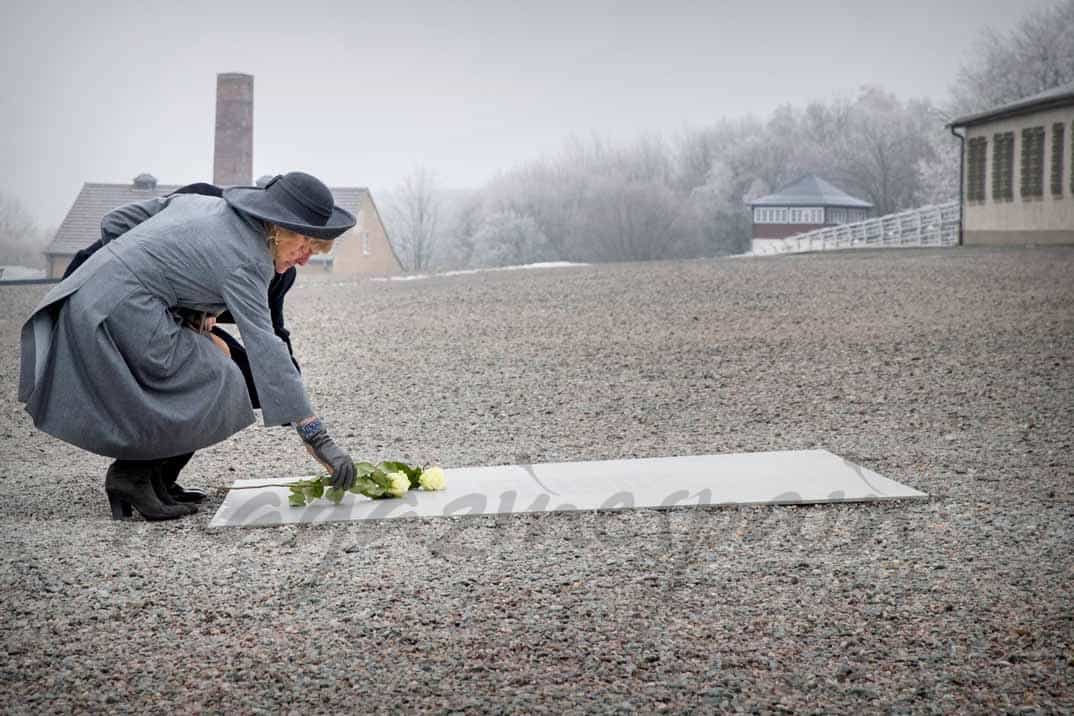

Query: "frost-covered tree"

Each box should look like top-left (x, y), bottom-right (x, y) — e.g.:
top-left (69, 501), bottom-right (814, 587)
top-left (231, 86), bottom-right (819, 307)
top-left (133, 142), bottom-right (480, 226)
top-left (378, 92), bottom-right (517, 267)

top-left (916, 128), bottom-right (962, 205)
top-left (475, 137), bottom-right (693, 263)
top-left (681, 159), bottom-right (751, 256)
top-left (579, 176), bottom-right (691, 262)
top-left (0, 191), bottom-right (48, 269)
top-left (436, 191), bottom-right (483, 269)
top-left (829, 87), bottom-right (940, 214)
top-left (949, 0), bottom-right (1074, 115)
top-left (383, 167), bottom-right (441, 272)
top-left (442, 80), bottom-right (960, 268)
top-left (470, 210), bottom-right (553, 267)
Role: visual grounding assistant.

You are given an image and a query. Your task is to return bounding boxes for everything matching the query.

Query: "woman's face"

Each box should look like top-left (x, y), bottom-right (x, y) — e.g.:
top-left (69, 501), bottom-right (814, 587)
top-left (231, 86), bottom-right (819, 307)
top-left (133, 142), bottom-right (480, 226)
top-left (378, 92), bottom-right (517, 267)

top-left (273, 230), bottom-right (315, 273)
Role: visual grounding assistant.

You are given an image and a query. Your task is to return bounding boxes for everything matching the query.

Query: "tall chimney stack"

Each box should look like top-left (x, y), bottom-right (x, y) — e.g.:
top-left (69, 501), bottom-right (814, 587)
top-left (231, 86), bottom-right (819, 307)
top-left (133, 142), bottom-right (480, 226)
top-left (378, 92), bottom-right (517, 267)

top-left (212, 73), bottom-right (253, 186)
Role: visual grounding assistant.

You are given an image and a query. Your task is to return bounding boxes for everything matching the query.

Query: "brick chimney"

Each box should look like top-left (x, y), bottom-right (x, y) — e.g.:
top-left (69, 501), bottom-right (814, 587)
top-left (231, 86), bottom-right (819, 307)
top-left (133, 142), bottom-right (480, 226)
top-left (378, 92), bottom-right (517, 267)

top-left (212, 73), bottom-right (253, 186)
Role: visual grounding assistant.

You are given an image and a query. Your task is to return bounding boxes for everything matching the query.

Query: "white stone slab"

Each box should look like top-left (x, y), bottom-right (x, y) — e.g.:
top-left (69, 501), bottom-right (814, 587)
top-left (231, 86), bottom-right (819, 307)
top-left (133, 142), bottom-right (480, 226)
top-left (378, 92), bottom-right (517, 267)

top-left (208, 449), bottom-right (927, 528)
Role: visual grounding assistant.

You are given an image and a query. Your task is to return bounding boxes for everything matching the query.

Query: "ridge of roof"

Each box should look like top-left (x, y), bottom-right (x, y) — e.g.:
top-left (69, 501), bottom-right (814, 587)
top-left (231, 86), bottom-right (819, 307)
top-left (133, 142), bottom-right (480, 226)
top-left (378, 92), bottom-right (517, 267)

top-left (748, 174), bottom-right (873, 208)
top-left (948, 81), bottom-right (1074, 129)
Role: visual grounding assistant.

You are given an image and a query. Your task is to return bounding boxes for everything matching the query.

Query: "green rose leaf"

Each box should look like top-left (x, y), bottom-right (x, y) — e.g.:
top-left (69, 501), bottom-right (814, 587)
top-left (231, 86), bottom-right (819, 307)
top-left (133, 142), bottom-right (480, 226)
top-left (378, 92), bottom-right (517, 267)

top-left (352, 475), bottom-right (386, 498)
top-left (380, 461), bottom-right (420, 483)
top-left (288, 493), bottom-right (307, 507)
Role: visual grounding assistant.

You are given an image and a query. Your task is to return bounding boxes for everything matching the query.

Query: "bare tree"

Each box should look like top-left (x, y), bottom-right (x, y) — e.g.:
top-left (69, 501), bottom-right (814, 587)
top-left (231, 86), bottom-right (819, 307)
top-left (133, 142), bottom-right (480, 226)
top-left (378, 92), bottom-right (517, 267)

top-left (384, 167), bottom-right (441, 272)
top-left (916, 124), bottom-right (962, 205)
top-left (0, 191), bottom-right (48, 269)
top-left (949, 0), bottom-right (1074, 115)
top-left (673, 117), bottom-right (761, 192)
top-left (827, 87), bottom-right (939, 214)
top-left (581, 176), bottom-right (689, 262)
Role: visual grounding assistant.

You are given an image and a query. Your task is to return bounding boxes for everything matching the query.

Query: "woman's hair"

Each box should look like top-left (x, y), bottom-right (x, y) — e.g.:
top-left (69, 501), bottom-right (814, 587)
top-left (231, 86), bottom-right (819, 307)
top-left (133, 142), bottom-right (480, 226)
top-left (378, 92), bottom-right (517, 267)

top-left (267, 224), bottom-right (334, 256)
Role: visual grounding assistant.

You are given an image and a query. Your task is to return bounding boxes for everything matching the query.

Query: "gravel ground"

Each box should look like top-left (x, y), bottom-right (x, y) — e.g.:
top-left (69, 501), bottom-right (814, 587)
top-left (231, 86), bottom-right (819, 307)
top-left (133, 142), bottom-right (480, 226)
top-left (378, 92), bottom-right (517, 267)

top-left (1, 246), bottom-right (1072, 714)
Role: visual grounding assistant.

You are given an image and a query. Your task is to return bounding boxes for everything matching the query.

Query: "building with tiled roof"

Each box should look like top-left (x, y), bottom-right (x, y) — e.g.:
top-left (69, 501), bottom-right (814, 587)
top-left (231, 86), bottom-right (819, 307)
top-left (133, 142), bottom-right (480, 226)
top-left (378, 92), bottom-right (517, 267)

top-left (948, 82), bottom-right (1074, 246)
top-left (44, 173), bottom-right (402, 278)
top-left (44, 175), bottom-right (180, 276)
top-left (747, 175), bottom-right (873, 253)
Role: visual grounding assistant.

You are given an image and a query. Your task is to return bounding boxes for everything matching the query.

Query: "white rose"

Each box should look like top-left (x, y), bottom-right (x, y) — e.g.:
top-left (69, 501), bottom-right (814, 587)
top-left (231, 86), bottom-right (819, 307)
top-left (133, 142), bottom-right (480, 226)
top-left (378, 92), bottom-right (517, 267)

top-left (387, 471), bottom-right (410, 498)
top-left (419, 466), bottom-right (446, 491)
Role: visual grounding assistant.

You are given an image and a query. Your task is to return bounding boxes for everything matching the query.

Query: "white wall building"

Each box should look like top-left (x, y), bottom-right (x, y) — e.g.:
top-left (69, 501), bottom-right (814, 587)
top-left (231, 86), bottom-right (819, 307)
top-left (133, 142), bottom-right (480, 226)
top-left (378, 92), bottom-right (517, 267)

top-left (949, 83), bottom-right (1074, 246)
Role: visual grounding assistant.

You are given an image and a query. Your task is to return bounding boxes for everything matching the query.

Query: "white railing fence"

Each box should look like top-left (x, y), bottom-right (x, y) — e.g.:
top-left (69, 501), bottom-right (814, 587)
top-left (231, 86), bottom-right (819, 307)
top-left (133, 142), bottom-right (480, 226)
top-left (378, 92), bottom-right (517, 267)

top-left (751, 201), bottom-right (960, 255)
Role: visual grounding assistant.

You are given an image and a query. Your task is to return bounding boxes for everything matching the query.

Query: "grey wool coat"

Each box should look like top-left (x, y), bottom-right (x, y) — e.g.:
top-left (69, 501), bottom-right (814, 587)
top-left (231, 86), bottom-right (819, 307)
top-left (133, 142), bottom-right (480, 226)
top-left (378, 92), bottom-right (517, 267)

top-left (18, 194), bottom-right (313, 459)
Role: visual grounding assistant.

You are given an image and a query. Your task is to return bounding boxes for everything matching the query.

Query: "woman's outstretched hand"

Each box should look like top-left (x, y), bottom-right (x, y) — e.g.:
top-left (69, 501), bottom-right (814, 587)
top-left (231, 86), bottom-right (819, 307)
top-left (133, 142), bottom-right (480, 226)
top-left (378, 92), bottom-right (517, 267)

top-left (295, 418), bottom-right (356, 491)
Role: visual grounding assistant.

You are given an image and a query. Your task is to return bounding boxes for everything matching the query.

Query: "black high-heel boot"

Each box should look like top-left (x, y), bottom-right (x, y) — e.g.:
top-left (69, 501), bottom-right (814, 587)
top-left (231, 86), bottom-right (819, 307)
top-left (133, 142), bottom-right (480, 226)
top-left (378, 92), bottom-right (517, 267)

top-left (160, 452), bottom-right (208, 504)
top-left (105, 460), bottom-right (189, 521)
top-left (149, 468), bottom-right (198, 515)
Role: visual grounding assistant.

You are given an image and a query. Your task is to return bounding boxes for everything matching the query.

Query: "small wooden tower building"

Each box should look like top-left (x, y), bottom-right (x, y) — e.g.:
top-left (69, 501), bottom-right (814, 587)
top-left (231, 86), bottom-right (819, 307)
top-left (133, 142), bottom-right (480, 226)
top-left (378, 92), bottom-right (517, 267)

top-left (748, 175), bottom-right (873, 253)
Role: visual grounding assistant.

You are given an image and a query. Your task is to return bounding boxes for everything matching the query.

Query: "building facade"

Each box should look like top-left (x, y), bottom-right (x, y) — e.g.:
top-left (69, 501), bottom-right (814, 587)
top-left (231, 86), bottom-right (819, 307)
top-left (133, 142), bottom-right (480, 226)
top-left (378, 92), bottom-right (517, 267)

top-left (748, 175), bottom-right (872, 253)
top-left (299, 186), bottom-right (403, 275)
top-left (949, 83), bottom-right (1074, 246)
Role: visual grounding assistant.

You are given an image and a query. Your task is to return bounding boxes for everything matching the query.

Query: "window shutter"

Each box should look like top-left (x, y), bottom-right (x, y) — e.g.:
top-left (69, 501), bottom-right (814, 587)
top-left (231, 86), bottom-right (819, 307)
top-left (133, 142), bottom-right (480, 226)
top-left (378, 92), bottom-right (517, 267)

top-left (1020, 126), bottom-right (1045, 199)
top-left (1051, 123), bottom-right (1065, 197)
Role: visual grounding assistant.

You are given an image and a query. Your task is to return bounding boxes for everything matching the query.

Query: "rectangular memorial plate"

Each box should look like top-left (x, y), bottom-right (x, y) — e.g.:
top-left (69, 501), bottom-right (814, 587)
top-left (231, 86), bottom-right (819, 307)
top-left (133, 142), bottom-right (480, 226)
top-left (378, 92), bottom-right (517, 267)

top-left (208, 449), bottom-right (927, 528)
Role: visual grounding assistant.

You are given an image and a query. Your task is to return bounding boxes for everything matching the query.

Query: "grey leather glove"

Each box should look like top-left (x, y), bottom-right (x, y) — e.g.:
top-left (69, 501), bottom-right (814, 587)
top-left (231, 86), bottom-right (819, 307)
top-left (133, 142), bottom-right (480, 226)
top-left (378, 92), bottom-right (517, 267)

top-left (296, 419), bottom-right (356, 491)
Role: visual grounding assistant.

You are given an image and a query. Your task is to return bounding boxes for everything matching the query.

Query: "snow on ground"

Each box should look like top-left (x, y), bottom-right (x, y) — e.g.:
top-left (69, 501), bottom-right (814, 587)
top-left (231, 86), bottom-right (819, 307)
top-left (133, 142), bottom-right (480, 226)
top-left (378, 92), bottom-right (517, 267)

top-left (0, 265), bottom-right (47, 281)
top-left (370, 260), bottom-right (587, 281)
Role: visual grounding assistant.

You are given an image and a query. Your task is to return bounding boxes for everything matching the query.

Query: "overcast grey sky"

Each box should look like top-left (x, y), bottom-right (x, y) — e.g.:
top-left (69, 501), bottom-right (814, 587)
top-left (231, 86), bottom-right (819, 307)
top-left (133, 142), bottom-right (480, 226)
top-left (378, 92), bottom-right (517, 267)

top-left (0, 0), bottom-right (1052, 228)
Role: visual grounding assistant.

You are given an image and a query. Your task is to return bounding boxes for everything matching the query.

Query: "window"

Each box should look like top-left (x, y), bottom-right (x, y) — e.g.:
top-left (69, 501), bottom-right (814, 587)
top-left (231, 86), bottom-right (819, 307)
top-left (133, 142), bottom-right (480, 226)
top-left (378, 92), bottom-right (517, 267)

top-left (753, 207), bottom-right (784, 223)
top-left (967, 137), bottom-right (987, 202)
top-left (1021, 126), bottom-right (1045, 198)
top-left (1052, 123), bottom-right (1065, 197)
top-left (992, 132), bottom-right (1014, 201)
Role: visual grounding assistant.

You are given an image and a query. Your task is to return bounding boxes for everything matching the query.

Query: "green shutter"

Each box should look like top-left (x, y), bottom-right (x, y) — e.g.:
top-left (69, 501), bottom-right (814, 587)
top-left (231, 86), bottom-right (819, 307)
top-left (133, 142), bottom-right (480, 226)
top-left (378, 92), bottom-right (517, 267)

top-left (1052, 123), bottom-right (1065, 197)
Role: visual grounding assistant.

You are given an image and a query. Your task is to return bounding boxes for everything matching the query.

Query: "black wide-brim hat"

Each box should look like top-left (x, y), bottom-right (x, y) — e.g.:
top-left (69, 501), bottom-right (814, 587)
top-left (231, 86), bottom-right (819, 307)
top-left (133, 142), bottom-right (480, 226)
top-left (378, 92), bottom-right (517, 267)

top-left (223, 172), bottom-right (356, 240)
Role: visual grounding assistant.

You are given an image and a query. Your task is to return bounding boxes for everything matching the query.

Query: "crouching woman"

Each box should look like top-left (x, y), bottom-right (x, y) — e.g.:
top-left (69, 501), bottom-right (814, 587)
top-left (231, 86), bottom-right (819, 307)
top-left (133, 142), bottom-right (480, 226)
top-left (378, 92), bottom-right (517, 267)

top-left (18, 172), bottom-right (357, 521)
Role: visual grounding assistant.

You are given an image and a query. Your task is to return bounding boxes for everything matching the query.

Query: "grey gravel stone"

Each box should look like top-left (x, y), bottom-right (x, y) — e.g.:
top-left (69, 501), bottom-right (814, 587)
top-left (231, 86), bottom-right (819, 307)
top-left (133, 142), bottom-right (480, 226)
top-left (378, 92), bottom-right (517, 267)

top-left (1, 246), bottom-right (1072, 713)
